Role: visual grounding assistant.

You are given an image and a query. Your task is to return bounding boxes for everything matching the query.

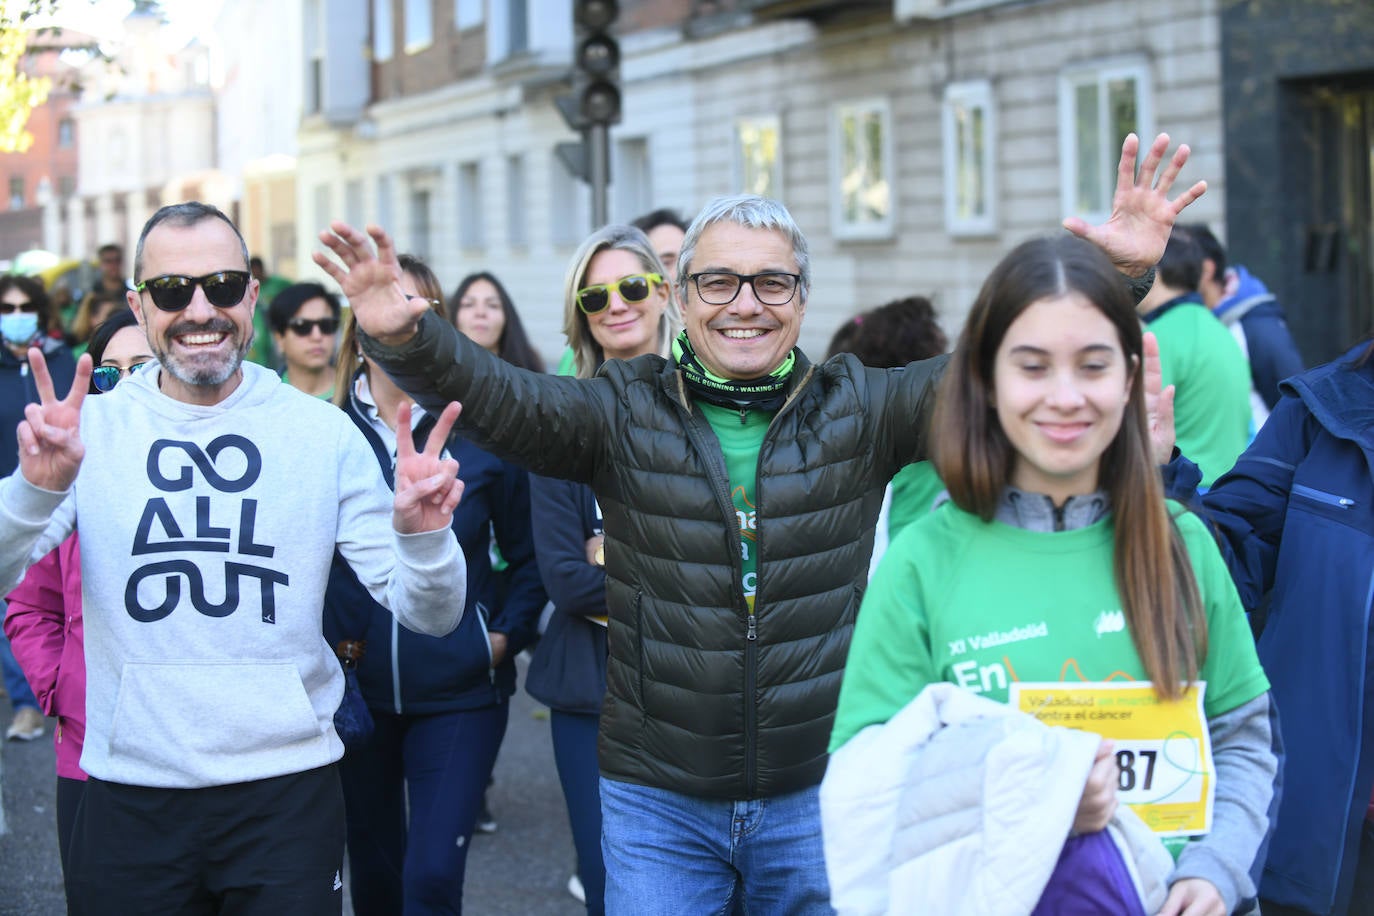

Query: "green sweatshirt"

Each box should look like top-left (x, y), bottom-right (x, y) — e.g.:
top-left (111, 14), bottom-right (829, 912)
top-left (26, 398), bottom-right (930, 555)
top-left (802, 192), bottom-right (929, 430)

top-left (831, 502), bottom-right (1268, 751)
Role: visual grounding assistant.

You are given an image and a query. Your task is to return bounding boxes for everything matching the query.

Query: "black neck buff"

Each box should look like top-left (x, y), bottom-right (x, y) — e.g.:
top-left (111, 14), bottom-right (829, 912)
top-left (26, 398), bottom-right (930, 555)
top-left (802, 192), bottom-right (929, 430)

top-left (673, 330), bottom-right (797, 414)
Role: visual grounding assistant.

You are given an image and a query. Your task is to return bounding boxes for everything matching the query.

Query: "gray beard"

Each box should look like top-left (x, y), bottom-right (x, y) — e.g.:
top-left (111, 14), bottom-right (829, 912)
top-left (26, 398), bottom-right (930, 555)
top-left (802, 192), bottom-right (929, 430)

top-left (153, 332), bottom-right (252, 389)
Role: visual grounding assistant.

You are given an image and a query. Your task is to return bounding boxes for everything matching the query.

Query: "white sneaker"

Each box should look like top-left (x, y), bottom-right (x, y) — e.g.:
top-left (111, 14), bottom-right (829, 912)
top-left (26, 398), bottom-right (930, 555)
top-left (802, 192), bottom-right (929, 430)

top-left (6, 706), bottom-right (45, 741)
top-left (567, 873), bottom-right (585, 905)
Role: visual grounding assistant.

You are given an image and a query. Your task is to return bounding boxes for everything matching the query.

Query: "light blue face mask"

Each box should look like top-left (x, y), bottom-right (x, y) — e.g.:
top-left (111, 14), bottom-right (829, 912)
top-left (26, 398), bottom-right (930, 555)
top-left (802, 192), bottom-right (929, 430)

top-left (0, 312), bottom-right (39, 347)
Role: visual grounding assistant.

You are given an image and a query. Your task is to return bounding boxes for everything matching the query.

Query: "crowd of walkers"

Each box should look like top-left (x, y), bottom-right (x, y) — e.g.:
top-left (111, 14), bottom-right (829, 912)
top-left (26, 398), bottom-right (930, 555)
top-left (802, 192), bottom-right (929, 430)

top-left (0, 129), bottom-right (1368, 916)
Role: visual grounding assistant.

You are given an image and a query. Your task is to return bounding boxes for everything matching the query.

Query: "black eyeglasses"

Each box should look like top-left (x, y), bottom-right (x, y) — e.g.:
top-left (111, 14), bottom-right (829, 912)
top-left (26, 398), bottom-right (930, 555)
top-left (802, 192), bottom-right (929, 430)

top-left (286, 317), bottom-right (339, 337)
top-left (688, 272), bottom-right (801, 306)
top-left (134, 271), bottom-right (251, 312)
top-left (0, 301), bottom-right (38, 314)
top-left (576, 274), bottom-right (662, 315)
top-left (92, 362), bottom-right (149, 393)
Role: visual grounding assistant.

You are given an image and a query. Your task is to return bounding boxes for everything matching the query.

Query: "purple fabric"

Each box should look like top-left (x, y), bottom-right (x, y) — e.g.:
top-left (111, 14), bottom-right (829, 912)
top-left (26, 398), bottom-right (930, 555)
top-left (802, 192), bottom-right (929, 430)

top-left (1030, 830), bottom-right (1148, 916)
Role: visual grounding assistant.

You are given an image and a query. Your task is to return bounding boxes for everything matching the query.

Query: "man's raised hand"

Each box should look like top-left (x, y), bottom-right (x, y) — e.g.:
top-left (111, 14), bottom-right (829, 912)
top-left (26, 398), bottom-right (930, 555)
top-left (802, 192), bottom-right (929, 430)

top-left (313, 222), bottom-right (430, 347)
top-left (18, 349), bottom-right (92, 492)
top-left (393, 401), bottom-right (465, 534)
top-left (1064, 132), bottom-right (1208, 278)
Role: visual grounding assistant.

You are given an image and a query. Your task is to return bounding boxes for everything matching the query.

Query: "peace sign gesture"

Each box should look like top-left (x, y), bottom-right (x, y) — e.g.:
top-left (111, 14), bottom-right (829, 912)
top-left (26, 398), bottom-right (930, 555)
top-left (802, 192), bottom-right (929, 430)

top-left (18, 348), bottom-right (92, 493)
top-left (393, 400), bottom-right (466, 534)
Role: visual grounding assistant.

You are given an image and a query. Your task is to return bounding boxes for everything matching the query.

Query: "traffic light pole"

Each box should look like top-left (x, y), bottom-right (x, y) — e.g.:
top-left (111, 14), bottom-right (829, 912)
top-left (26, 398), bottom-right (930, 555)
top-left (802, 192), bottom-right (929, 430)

top-left (589, 123), bottom-right (610, 229)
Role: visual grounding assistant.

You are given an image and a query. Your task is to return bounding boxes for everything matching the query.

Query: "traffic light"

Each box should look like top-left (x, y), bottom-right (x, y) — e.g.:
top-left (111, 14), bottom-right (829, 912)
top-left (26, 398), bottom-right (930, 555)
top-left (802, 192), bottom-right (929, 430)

top-left (571, 0), bottom-right (620, 128)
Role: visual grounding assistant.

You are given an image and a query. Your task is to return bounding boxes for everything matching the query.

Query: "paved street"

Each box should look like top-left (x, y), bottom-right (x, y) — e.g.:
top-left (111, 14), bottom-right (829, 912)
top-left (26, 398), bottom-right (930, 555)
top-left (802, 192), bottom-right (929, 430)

top-left (0, 654), bottom-right (586, 916)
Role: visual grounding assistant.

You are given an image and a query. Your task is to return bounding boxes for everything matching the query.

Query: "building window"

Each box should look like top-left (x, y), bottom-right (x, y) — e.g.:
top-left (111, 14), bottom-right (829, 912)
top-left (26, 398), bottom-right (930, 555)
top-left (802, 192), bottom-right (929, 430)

top-left (550, 151), bottom-right (588, 246)
top-left (409, 187), bottom-right (432, 261)
top-left (345, 179), bottom-right (364, 230)
top-left (58, 175), bottom-right (75, 199)
top-left (373, 0), bottom-right (394, 63)
top-left (404, 0), bottom-right (432, 53)
top-left (376, 174), bottom-right (393, 231)
top-left (830, 98), bottom-right (894, 240)
top-left (506, 155), bottom-right (527, 248)
top-left (613, 138), bottom-right (650, 224)
top-left (8, 177), bottom-right (25, 210)
top-left (455, 0), bottom-right (483, 28)
top-left (505, 0), bottom-right (528, 56)
top-left (57, 118), bottom-right (74, 148)
top-left (735, 116), bottom-right (781, 200)
top-left (313, 184), bottom-right (332, 240)
top-left (488, 0), bottom-right (528, 62)
top-left (458, 161), bottom-right (484, 249)
top-left (1058, 59), bottom-right (1151, 224)
top-left (305, 0), bottom-right (325, 114)
top-left (942, 80), bottom-right (996, 236)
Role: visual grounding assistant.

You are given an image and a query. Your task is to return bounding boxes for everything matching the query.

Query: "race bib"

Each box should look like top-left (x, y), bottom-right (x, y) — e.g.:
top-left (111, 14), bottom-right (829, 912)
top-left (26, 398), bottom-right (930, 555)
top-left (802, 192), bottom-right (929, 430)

top-left (1008, 681), bottom-right (1213, 837)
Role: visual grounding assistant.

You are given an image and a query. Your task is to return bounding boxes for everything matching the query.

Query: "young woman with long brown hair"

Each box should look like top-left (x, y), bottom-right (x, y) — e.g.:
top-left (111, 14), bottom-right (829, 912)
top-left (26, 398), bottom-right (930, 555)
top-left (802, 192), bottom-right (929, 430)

top-left (828, 235), bottom-right (1279, 916)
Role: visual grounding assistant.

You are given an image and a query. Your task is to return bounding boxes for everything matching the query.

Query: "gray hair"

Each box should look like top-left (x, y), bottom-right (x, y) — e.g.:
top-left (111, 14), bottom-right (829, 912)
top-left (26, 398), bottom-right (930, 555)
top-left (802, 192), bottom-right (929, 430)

top-left (133, 202), bottom-right (249, 282)
top-left (563, 224), bottom-right (682, 379)
top-left (676, 195), bottom-right (810, 306)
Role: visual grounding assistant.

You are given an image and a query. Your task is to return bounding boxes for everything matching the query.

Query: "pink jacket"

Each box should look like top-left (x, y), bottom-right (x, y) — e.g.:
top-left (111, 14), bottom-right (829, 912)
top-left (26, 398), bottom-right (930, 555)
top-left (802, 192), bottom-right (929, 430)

top-left (4, 535), bottom-right (85, 780)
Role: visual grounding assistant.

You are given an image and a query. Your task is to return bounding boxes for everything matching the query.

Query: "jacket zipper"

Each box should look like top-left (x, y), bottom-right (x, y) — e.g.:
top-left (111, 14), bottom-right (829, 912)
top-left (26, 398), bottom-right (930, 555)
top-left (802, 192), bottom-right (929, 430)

top-left (1292, 483), bottom-right (1355, 508)
top-left (744, 365), bottom-right (814, 795)
top-left (391, 616), bottom-right (402, 714)
top-left (672, 364), bottom-right (816, 798)
top-left (476, 602), bottom-right (496, 684)
top-left (677, 390), bottom-right (760, 795)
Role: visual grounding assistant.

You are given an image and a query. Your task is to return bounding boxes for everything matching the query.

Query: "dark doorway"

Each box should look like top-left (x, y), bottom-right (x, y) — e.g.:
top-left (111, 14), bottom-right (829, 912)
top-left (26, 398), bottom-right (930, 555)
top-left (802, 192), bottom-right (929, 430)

top-left (1290, 83), bottom-right (1374, 360)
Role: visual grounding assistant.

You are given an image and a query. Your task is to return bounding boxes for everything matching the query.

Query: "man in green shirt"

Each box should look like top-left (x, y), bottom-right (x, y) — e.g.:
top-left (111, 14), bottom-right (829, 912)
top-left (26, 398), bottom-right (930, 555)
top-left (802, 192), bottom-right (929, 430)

top-left (1137, 230), bottom-right (1252, 486)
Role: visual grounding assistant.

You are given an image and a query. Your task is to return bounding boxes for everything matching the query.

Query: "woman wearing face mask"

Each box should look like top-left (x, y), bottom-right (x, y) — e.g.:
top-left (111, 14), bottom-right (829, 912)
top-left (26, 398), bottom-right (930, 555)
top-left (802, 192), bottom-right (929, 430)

top-left (322, 254), bottom-right (547, 916)
top-left (524, 224), bottom-right (681, 915)
top-left (825, 236), bottom-right (1279, 916)
top-left (0, 275), bottom-right (77, 744)
top-left (5, 307), bottom-right (153, 891)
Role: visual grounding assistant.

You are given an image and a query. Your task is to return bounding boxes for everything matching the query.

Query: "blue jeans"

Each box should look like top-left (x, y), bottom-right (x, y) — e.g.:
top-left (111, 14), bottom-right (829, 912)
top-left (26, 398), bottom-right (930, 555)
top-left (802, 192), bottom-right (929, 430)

top-left (599, 777), bottom-right (833, 916)
top-left (551, 710), bottom-right (604, 915)
top-left (0, 606), bottom-right (39, 711)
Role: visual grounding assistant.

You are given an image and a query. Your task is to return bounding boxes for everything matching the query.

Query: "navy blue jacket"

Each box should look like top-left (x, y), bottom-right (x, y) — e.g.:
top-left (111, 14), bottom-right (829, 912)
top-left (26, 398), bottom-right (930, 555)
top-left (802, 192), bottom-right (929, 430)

top-left (524, 474), bottom-right (608, 715)
top-left (323, 385), bottom-right (546, 713)
top-left (0, 338), bottom-right (76, 478)
top-left (1202, 343), bottom-right (1374, 914)
top-left (1214, 266), bottom-right (1305, 411)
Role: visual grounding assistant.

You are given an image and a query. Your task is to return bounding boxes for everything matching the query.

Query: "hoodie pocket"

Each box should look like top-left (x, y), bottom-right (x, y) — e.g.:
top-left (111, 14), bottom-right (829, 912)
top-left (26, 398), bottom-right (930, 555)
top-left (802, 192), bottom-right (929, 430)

top-left (107, 660), bottom-right (320, 773)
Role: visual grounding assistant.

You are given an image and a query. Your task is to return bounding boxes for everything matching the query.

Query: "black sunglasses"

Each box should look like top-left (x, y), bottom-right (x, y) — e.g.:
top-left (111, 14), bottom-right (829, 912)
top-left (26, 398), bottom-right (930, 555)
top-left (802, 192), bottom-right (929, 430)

top-left (92, 362), bottom-right (149, 393)
top-left (286, 317), bottom-right (339, 337)
top-left (0, 301), bottom-right (38, 314)
top-left (576, 273), bottom-right (662, 315)
top-left (134, 270), bottom-right (251, 312)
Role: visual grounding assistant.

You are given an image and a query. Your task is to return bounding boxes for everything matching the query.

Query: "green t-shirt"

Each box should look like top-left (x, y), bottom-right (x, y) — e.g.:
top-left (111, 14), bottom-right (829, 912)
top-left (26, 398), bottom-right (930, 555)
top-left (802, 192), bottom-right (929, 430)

top-left (887, 460), bottom-right (945, 541)
top-left (831, 501), bottom-right (1269, 753)
top-left (1148, 298), bottom-right (1252, 487)
top-left (556, 346), bottom-right (577, 377)
top-left (698, 402), bottom-right (771, 613)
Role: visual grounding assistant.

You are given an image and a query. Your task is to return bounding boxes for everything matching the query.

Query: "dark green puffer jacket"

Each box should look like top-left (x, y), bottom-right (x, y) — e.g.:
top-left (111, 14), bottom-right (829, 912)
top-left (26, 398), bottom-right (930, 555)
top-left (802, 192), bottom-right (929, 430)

top-left (363, 310), bottom-right (946, 799)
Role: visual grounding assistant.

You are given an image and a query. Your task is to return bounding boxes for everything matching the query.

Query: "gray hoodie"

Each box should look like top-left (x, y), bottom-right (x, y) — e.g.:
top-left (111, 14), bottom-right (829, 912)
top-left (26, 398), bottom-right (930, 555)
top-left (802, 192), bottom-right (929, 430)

top-left (0, 361), bottom-right (464, 788)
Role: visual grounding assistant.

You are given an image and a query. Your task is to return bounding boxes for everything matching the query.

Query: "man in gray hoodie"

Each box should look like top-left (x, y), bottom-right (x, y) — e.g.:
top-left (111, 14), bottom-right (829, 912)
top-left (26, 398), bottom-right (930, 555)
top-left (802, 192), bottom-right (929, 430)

top-left (0, 202), bottom-right (467, 915)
